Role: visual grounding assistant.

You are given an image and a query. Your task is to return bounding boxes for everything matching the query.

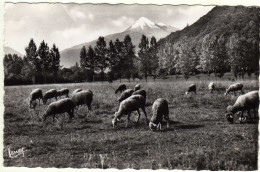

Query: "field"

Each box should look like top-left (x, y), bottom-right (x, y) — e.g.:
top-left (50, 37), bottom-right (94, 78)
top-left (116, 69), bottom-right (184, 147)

top-left (3, 76), bottom-right (259, 170)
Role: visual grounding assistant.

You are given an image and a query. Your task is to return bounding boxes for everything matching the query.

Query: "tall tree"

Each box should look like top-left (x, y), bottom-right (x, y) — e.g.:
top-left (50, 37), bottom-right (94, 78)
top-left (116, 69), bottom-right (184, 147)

top-left (94, 36), bottom-right (107, 82)
top-left (49, 44), bottom-right (60, 83)
top-left (113, 39), bottom-right (124, 82)
top-left (80, 46), bottom-right (87, 70)
top-left (38, 40), bottom-right (50, 83)
top-left (123, 35), bottom-right (135, 82)
top-left (81, 46), bottom-right (96, 81)
top-left (138, 35), bottom-right (150, 82)
top-left (25, 39), bottom-right (40, 84)
top-left (149, 36), bottom-right (159, 81)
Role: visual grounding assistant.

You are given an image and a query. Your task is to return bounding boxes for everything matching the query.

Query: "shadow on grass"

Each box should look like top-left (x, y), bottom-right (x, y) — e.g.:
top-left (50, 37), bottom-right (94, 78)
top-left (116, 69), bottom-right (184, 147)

top-left (175, 124), bottom-right (204, 129)
top-left (81, 118), bottom-right (103, 124)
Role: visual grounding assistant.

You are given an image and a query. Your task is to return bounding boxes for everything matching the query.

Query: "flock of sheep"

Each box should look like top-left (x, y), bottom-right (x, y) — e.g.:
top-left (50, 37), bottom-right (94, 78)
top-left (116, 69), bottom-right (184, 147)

top-left (29, 82), bottom-right (259, 131)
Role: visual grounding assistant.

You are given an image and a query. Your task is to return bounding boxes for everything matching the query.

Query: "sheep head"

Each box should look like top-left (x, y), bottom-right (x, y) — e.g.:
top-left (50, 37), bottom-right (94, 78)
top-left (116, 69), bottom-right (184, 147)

top-left (225, 113), bottom-right (234, 123)
top-left (112, 117), bottom-right (119, 128)
top-left (112, 112), bottom-right (120, 128)
top-left (30, 101), bottom-right (37, 109)
top-left (149, 122), bottom-right (157, 131)
top-left (42, 98), bottom-right (47, 104)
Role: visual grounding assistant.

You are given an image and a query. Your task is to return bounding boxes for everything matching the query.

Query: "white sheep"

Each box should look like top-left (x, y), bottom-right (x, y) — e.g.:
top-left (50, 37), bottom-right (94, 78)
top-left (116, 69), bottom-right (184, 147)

top-left (42, 98), bottom-right (75, 123)
top-left (57, 88), bottom-right (69, 99)
top-left (118, 89), bottom-right (134, 102)
top-left (43, 89), bottom-right (58, 104)
top-left (132, 89), bottom-right (146, 103)
top-left (112, 95), bottom-right (148, 128)
top-left (115, 84), bottom-right (127, 94)
top-left (29, 88), bottom-right (43, 109)
top-left (185, 84), bottom-right (196, 95)
top-left (134, 84), bottom-right (141, 91)
top-left (224, 83), bottom-right (244, 96)
top-left (208, 82), bottom-right (215, 93)
top-left (225, 90), bottom-right (259, 123)
top-left (71, 90), bottom-right (93, 113)
top-left (149, 98), bottom-right (170, 131)
top-left (71, 88), bottom-right (83, 96)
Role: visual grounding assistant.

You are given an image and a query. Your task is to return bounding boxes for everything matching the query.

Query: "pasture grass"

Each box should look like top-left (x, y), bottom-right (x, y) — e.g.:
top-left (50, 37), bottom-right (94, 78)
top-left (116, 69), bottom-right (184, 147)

top-left (3, 78), bottom-right (259, 170)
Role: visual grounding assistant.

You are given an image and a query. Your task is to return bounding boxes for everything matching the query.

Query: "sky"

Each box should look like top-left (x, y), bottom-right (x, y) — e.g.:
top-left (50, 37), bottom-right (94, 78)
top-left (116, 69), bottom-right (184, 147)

top-left (4, 3), bottom-right (214, 54)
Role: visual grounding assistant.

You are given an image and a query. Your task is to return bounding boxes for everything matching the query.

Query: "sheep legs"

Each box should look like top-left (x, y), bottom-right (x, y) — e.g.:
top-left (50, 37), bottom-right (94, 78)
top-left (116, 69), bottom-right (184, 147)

top-left (137, 107), bottom-right (148, 125)
top-left (126, 112), bottom-right (132, 127)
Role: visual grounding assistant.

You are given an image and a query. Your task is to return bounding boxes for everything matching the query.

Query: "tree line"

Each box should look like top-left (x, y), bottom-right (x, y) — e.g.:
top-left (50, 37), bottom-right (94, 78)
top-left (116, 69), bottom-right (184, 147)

top-left (79, 34), bottom-right (159, 82)
top-left (4, 34), bottom-right (160, 85)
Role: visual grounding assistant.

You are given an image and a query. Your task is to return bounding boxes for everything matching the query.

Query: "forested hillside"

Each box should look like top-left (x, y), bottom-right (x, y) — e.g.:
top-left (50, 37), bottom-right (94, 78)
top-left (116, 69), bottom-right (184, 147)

top-left (153, 6), bottom-right (259, 79)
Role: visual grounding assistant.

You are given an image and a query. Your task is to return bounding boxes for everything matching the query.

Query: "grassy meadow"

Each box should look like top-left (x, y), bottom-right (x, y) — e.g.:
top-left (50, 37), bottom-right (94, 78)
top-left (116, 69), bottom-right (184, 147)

top-left (3, 76), bottom-right (259, 170)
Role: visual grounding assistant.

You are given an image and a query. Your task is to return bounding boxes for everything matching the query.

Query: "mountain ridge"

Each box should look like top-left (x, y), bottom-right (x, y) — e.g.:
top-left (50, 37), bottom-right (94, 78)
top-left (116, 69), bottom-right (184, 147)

top-left (4, 46), bottom-right (24, 57)
top-left (60, 17), bottom-right (178, 67)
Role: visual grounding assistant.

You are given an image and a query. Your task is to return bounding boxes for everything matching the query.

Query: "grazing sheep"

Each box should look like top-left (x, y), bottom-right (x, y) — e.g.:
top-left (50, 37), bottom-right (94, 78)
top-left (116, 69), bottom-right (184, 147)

top-left (115, 84), bottom-right (127, 94)
top-left (208, 82), bottom-right (215, 93)
top-left (42, 98), bottom-right (75, 123)
top-left (224, 83), bottom-right (244, 96)
top-left (118, 89), bottom-right (134, 102)
top-left (225, 90), bottom-right (259, 123)
top-left (185, 84), bottom-right (196, 95)
top-left (29, 88), bottom-right (43, 108)
top-left (132, 89), bottom-right (146, 103)
top-left (71, 88), bottom-right (83, 96)
top-left (57, 88), bottom-right (69, 99)
top-left (149, 98), bottom-right (170, 131)
top-left (71, 90), bottom-right (93, 112)
top-left (43, 89), bottom-right (58, 104)
top-left (134, 84), bottom-right (141, 91)
top-left (112, 95), bottom-right (148, 128)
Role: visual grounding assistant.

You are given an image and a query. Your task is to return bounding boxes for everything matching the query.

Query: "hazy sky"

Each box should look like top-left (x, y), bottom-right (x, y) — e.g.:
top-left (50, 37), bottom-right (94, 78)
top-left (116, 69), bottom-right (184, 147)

top-left (4, 3), bottom-right (214, 54)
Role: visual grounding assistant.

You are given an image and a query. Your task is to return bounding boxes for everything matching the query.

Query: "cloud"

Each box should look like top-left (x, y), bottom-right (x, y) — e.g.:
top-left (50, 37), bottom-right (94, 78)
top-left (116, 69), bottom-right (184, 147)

top-left (88, 13), bottom-right (94, 21)
top-left (69, 9), bottom-right (87, 20)
top-left (111, 16), bottom-right (134, 27)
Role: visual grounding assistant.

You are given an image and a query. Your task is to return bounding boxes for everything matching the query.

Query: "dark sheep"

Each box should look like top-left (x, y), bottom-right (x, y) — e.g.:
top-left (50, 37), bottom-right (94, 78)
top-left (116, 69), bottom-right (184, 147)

top-left (149, 98), bottom-right (169, 131)
top-left (43, 89), bottom-right (58, 104)
top-left (29, 88), bottom-right (43, 109)
top-left (185, 84), bottom-right (196, 95)
top-left (57, 88), bottom-right (69, 99)
top-left (118, 89), bottom-right (134, 102)
top-left (115, 84), bottom-right (127, 94)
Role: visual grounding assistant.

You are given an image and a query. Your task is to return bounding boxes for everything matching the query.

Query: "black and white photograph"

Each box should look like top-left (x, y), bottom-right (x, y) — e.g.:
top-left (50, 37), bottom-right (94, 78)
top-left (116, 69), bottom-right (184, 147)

top-left (1, 0), bottom-right (260, 170)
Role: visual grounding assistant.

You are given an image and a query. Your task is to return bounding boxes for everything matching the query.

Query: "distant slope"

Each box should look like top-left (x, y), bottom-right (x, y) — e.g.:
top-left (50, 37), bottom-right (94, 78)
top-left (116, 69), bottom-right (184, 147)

top-left (154, 6), bottom-right (259, 71)
top-left (60, 17), bottom-right (178, 67)
top-left (4, 46), bottom-right (24, 57)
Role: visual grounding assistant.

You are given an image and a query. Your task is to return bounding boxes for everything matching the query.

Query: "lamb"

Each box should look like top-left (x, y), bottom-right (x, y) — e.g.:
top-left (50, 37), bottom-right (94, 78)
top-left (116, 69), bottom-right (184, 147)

top-left (118, 89), bottom-right (134, 102)
top-left (29, 88), bottom-right (43, 109)
top-left (208, 82), bottom-right (215, 93)
top-left (112, 95), bottom-right (148, 128)
top-left (185, 84), bottom-right (196, 95)
top-left (132, 89), bottom-right (146, 103)
top-left (57, 88), bottom-right (69, 99)
top-left (71, 90), bottom-right (93, 112)
top-left (149, 98), bottom-right (170, 131)
top-left (43, 89), bottom-right (58, 104)
top-left (224, 83), bottom-right (244, 96)
top-left (134, 84), bottom-right (141, 91)
top-left (42, 98), bottom-right (75, 123)
top-left (71, 88), bottom-right (83, 96)
top-left (115, 84), bottom-right (127, 94)
top-left (225, 90), bottom-right (259, 123)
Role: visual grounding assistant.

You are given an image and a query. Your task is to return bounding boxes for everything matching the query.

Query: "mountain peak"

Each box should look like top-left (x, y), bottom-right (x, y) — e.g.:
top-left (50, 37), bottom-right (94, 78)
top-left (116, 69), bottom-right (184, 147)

top-left (130, 17), bottom-right (158, 30)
